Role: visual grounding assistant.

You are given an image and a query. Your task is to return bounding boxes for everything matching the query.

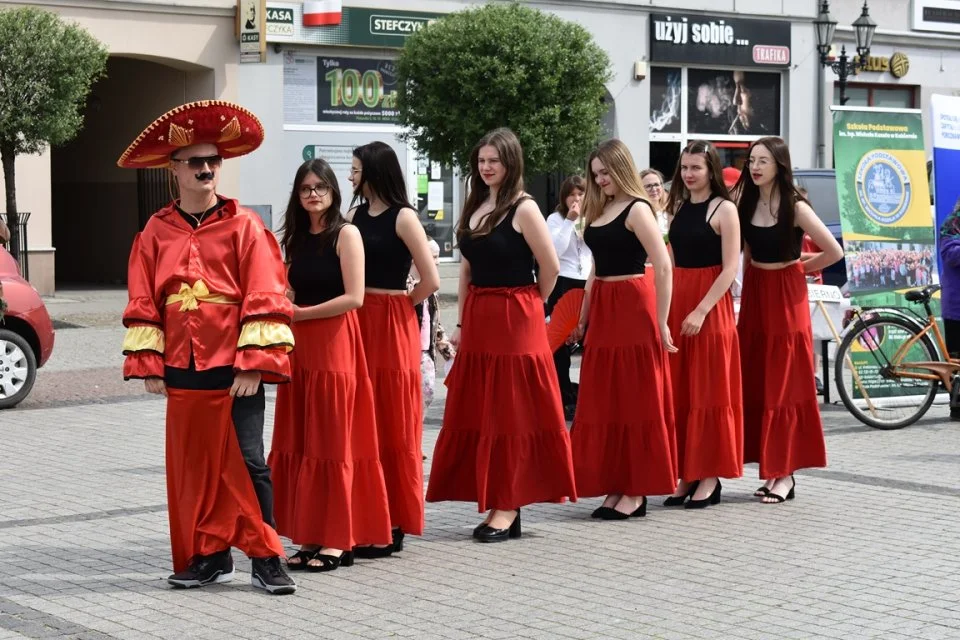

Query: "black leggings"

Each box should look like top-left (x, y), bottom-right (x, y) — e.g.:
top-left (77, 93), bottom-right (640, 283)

top-left (944, 318), bottom-right (960, 359)
top-left (546, 275), bottom-right (587, 406)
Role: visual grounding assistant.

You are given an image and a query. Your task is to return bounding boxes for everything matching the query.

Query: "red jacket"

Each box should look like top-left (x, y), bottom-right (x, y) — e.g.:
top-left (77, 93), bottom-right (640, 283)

top-left (121, 197), bottom-right (294, 383)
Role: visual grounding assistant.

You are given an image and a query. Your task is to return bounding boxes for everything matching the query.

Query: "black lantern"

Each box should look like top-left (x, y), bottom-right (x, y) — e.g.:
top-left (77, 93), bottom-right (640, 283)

top-left (814, 0), bottom-right (875, 106)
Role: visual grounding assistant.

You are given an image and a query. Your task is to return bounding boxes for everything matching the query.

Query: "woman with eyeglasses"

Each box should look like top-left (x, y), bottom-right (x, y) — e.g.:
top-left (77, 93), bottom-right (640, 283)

top-left (546, 175), bottom-right (591, 419)
top-left (641, 169), bottom-right (670, 240)
top-left (270, 159), bottom-right (391, 572)
top-left (347, 142), bottom-right (440, 557)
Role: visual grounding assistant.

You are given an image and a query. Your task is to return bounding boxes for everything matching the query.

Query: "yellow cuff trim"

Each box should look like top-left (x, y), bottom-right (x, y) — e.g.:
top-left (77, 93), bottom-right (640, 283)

top-left (165, 280), bottom-right (239, 312)
top-left (122, 325), bottom-right (165, 354)
top-left (238, 321), bottom-right (294, 353)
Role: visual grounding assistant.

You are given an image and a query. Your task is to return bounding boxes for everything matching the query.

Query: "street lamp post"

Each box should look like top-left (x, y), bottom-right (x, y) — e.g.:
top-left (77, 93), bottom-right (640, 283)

top-left (814, 0), bottom-right (878, 106)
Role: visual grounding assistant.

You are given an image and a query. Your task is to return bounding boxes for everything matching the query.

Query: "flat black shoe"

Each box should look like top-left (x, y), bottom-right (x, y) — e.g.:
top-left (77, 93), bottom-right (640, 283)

top-left (663, 481), bottom-right (699, 507)
top-left (630, 497), bottom-right (647, 518)
top-left (685, 481), bottom-right (722, 510)
top-left (476, 509), bottom-right (521, 542)
top-left (590, 506), bottom-right (618, 519)
top-left (167, 549), bottom-right (234, 588)
top-left (353, 544), bottom-right (393, 559)
top-left (596, 506), bottom-right (630, 521)
top-left (250, 557), bottom-right (296, 595)
top-left (306, 550), bottom-right (354, 573)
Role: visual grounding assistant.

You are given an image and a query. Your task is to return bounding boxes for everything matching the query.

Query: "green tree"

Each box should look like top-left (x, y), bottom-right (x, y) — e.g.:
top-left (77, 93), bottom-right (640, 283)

top-left (0, 7), bottom-right (108, 264)
top-left (396, 3), bottom-right (612, 175)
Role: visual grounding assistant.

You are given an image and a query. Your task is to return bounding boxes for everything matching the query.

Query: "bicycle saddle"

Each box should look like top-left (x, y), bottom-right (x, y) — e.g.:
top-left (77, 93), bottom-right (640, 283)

top-left (904, 285), bottom-right (940, 303)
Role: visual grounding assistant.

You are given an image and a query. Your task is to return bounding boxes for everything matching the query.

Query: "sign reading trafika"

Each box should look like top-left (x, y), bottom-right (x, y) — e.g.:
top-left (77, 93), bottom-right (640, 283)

top-left (237, 0), bottom-right (267, 63)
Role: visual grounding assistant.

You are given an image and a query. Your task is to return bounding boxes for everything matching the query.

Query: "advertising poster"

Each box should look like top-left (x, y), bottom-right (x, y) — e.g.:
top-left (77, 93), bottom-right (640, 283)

top-left (687, 69), bottom-right (780, 135)
top-left (832, 106), bottom-right (938, 399)
top-left (931, 94), bottom-right (960, 274)
top-left (283, 52), bottom-right (399, 124)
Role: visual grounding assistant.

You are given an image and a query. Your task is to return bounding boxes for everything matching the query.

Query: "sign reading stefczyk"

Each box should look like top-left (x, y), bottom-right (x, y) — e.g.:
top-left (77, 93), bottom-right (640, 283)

top-left (266, 2), bottom-right (440, 47)
top-left (650, 13), bottom-right (791, 68)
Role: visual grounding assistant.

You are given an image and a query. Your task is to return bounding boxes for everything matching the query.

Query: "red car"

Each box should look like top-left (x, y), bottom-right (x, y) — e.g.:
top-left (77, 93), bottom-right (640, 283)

top-left (0, 246), bottom-right (54, 408)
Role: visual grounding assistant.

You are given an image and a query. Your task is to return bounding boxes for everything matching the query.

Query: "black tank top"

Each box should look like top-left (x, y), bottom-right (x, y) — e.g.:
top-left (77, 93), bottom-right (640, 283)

top-left (670, 198), bottom-right (724, 268)
top-left (352, 203), bottom-right (412, 290)
top-left (287, 227), bottom-right (346, 305)
top-left (743, 223), bottom-right (803, 263)
top-left (458, 198), bottom-right (535, 287)
top-left (583, 199), bottom-right (648, 277)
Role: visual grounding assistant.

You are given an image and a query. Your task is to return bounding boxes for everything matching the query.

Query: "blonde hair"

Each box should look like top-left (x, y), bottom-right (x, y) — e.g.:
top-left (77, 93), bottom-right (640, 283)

top-left (584, 139), bottom-right (652, 225)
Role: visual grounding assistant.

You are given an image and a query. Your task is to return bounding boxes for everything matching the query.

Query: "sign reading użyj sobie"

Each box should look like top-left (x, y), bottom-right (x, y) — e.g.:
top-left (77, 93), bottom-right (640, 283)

top-left (832, 106), bottom-right (938, 399)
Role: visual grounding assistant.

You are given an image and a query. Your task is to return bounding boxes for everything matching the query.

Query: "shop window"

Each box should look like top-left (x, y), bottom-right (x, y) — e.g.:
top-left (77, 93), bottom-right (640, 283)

top-left (413, 157), bottom-right (458, 259)
top-left (832, 83), bottom-right (917, 108)
top-left (649, 66), bottom-right (783, 177)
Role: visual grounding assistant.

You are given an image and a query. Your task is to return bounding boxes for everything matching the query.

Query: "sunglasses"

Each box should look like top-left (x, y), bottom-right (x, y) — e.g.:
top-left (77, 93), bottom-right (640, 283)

top-left (170, 155), bottom-right (223, 170)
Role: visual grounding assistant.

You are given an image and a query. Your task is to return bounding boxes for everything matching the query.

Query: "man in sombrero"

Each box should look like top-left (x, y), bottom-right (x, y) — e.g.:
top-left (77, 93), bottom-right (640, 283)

top-left (119, 101), bottom-right (296, 594)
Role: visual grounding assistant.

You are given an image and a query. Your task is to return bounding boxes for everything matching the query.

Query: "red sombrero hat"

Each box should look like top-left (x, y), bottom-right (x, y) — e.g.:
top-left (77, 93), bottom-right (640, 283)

top-left (117, 100), bottom-right (264, 169)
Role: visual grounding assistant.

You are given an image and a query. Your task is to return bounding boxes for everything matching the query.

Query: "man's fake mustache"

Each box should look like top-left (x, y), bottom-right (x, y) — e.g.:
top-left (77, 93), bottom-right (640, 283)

top-left (195, 171), bottom-right (215, 181)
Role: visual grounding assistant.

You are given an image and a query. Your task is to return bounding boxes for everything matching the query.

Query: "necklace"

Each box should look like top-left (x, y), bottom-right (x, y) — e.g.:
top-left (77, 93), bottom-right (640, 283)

top-left (183, 210), bottom-right (207, 227)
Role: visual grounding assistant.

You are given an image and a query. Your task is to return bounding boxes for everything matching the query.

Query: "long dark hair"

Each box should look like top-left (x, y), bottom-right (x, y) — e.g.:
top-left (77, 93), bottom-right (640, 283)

top-left (734, 136), bottom-right (807, 255)
top-left (279, 159), bottom-right (344, 261)
top-left (556, 175), bottom-right (586, 217)
top-left (666, 139), bottom-right (732, 215)
top-left (350, 141), bottom-right (413, 211)
top-left (457, 128), bottom-right (525, 240)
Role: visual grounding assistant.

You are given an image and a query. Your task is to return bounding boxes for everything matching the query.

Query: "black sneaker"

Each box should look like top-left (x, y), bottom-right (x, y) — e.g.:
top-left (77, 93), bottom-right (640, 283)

top-left (251, 557), bottom-right (297, 595)
top-left (167, 549), bottom-right (234, 588)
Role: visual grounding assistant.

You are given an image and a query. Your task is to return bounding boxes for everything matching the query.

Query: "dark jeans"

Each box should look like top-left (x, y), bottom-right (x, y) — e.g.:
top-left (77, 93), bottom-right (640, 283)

top-left (546, 275), bottom-right (587, 406)
top-left (166, 361), bottom-right (275, 527)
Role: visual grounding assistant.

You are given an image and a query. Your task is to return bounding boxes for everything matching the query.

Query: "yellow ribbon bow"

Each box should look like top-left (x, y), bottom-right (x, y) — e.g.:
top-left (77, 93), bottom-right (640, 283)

top-left (165, 280), bottom-right (238, 312)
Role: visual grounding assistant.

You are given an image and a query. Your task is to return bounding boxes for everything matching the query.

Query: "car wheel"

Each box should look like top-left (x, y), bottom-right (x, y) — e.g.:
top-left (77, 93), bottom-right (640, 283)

top-left (0, 328), bottom-right (37, 409)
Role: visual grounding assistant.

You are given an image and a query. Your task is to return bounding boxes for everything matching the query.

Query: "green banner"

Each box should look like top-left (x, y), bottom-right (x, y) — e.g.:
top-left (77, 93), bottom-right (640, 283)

top-left (266, 4), bottom-right (441, 48)
top-left (832, 107), bottom-right (938, 399)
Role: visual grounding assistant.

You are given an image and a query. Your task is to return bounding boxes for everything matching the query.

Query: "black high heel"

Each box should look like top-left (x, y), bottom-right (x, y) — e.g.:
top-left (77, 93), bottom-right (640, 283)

top-left (685, 480), bottom-right (722, 509)
top-left (663, 481), bottom-right (699, 507)
top-left (764, 476), bottom-right (796, 504)
top-left (475, 509), bottom-right (521, 542)
top-left (306, 550), bottom-right (354, 572)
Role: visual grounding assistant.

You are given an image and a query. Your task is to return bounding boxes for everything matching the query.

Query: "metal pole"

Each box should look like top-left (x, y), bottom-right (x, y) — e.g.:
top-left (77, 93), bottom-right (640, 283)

top-left (837, 46), bottom-right (850, 106)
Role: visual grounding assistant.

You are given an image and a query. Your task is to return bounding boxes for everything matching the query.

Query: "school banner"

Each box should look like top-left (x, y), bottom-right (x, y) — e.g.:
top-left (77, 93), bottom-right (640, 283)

top-left (832, 106), bottom-right (937, 399)
top-left (931, 94), bottom-right (960, 274)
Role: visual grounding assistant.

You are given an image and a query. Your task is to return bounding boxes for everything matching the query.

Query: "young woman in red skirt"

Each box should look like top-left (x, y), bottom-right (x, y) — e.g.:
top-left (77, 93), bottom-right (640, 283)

top-left (426, 128), bottom-right (577, 542)
top-left (734, 137), bottom-right (842, 503)
top-left (347, 142), bottom-right (439, 556)
top-left (270, 159), bottom-right (392, 572)
top-left (662, 140), bottom-right (742, 509)
top-left (570, 138), bottom-right (677, 520)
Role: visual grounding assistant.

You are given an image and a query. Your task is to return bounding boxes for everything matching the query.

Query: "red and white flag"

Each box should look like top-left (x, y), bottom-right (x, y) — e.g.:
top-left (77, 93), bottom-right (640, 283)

top-left (303, 0), bottom-right (342, 26)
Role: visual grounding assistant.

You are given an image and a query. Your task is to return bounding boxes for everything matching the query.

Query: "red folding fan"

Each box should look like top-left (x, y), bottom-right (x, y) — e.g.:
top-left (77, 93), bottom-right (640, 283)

top-left (546, 289), bottom-right (585, 352)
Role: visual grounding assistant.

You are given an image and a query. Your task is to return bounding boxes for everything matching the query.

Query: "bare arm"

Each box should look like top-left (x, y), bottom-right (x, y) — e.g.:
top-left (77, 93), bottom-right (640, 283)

top-left (627, 201), bottom-right (676, 352)
top-left (515, 199), bottom-right (559, 302)
top-left (293, 225), bottom-right (365, 321)
top-left (397, 208), bottom-right (440, 305)
top-left (681, 201), bottom-right (740, 336)
top-left (569, 263), bottom-right (595, 344)
top-left (795, 201), bottom-right (843, 273)
top-left (450, 256), bottom-right (471, 349)
top-left (0, 218), bottom-right (8, 243)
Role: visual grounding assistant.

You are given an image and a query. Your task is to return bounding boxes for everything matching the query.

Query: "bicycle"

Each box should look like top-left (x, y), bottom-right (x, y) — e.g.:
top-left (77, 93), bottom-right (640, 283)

top-left (834, 284), bottom-right (960, 430)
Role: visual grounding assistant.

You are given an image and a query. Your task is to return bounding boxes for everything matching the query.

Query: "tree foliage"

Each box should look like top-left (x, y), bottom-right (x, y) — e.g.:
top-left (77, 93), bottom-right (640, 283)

top-left (0, 6), bottom-right (107, 262)
top-left (396, 3), bottom-right (612, 175)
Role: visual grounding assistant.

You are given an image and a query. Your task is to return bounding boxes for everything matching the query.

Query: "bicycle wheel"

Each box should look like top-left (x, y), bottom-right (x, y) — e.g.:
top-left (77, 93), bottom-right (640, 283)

top-left (834, 315), bottom-right (940, 430)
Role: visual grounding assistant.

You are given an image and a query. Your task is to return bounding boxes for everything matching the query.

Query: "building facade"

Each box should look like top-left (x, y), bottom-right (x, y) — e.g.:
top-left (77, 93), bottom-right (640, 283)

top-left (7, 0), bottom-right (960, 291)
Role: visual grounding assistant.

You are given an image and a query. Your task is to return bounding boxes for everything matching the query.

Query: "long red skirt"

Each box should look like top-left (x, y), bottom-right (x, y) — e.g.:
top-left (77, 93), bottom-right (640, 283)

top-left (571, 277), bottom-right (677, 497)
top-left (738, 263), bottom-right (826, 478)
top-left (357, 294), bottom-right (424, 535)
top-left (270, 313), bottom-right (392, 550)
top-left (166, 389), bottom-right (285, 573)
top-left (426, 285), bottom-right (577, 511)
top-left (668, 266), bottom-right (743, 481)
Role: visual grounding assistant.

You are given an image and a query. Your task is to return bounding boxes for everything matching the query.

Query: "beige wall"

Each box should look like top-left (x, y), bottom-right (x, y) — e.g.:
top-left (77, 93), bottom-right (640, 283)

top-left (0, 0), bottom-right (241, 291)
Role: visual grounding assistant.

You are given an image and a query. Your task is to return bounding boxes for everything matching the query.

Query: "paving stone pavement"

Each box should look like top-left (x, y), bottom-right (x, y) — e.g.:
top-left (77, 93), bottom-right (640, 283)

top-left (0, 291), bottom-right (958, 639)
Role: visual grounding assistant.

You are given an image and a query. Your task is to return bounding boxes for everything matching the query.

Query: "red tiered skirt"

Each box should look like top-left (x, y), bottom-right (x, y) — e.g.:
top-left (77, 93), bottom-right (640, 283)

top-left (270, 312), bottom-right (392, 550)
top-left (357, 293), bottom-right (424, 535)
top-left (738, 263), bottom-right (826, 479)
top-left (426, 285), bottom-right (577, 511)
top-left (571, 277), bottom-right (677, 497)
top-left (668, 266), bottom-right (744, 481)
top-left (166, 389), bottom-right (285, 573)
